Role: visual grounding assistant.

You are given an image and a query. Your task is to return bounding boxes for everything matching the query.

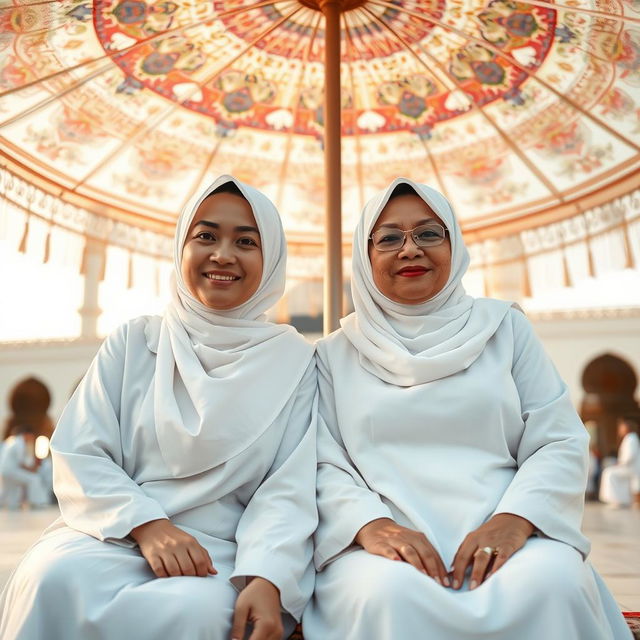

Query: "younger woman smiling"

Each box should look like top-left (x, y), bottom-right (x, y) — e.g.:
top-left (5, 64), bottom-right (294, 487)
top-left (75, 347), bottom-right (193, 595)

top-left (0, 176), bottom-right (317, 640)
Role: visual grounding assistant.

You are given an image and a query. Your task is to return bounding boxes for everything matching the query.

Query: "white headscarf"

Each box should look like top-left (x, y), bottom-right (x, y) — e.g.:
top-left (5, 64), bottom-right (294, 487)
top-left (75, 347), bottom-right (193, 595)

top-left (154, 174), bottom-right (314, 477)
top-left (341, 177), bottom-right (512, 386)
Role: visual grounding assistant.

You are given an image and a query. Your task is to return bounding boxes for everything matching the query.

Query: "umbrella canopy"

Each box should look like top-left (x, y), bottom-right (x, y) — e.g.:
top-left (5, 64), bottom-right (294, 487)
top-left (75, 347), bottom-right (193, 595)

top-left (1, 0), bottom-right (639, 329)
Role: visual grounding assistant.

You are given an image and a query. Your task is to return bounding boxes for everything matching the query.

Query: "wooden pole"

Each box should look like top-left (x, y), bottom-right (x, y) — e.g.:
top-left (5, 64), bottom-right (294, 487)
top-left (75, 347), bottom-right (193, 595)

top-left (320, 0), bottom-right (343, 334)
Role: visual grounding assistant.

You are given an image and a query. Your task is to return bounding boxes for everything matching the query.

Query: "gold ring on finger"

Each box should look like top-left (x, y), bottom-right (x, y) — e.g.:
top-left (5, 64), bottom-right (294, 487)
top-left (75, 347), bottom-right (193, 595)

top-left (474, 546), bottom-right (496, 557)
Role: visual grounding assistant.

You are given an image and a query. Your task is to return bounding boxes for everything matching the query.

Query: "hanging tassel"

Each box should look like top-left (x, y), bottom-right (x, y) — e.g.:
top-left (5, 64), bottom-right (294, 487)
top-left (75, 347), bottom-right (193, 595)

top-left (622, 222), bottom-right (635, 269)
top-left (521, 256), bottom-right (532, 298)
top-left (561, 247), bottom-right (571, 287)
top-left (80, 241), bottom-right (89, 275)
top-left (127, 250), bottom-right (134, 289)
top-left (585, 236), bottom-right (596, 277)
top-left (43, 225), bottom-right (52, 263)
top-left (18, 214), bottom-right (30, 253)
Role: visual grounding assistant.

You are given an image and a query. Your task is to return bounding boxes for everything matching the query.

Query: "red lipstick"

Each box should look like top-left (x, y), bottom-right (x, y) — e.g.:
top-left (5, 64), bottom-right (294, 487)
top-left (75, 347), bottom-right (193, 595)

top-left (397, 266), bottom-right (429, 277)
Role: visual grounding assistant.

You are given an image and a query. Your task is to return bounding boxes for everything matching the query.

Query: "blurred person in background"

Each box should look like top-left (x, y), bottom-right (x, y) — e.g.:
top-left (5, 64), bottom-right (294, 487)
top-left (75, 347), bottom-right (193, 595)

top-left (584, 421), bottom-right (601, 501)
top-left (600, 416), bottom-right (640, 508)
top-left (0, 425), bottom-right (48, 510)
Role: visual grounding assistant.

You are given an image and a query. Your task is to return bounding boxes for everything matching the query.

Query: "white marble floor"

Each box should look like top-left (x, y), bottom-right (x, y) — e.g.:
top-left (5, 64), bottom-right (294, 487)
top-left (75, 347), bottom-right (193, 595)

top-left (1, 503), bottom-right (639, 610)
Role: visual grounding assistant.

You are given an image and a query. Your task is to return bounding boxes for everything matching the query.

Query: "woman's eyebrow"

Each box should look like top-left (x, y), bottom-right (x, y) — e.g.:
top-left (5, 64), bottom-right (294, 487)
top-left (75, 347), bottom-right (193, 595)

top-left (194, 220), bottom-right (259, 233)
top-left (377, 218), bottom-right (437, 229)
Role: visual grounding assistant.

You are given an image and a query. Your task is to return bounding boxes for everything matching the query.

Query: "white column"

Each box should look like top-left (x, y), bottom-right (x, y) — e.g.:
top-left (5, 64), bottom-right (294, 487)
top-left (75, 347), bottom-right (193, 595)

top-left (78, 238), bottom-right (105, 339)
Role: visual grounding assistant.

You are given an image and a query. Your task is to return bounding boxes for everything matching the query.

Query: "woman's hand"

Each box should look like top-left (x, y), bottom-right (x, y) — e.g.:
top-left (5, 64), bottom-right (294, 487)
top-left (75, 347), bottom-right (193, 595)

top-left (231, 577), bottom-right (283, 640)
top-left (355, 518), bottom-right (450, 585)
top-left (451, 513), bottom-right (535, 590)
top-left (130, 518), bottom-right (217, 578)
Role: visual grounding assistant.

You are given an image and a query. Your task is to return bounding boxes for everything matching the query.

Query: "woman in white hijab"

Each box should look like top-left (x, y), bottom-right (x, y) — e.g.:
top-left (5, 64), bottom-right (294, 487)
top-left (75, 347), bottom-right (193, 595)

top-left (302, 178), bottom-right (631, 639)
top-left (0, 175), bottom-right (317, 640)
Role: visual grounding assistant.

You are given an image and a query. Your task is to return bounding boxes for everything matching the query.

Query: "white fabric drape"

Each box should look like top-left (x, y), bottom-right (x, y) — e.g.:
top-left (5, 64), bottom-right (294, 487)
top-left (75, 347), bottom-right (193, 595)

top-left (153, 174), bottom-right (314, 476)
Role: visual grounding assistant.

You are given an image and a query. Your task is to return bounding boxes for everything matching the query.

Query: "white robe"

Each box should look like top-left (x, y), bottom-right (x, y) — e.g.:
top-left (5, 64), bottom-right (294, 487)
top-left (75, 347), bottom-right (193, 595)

top-left (0, 316), bottom-right (317, 640)
top-left (600, 432), bottom-right (640, 506)
top-left (303, 307), bottom-right (631, 640)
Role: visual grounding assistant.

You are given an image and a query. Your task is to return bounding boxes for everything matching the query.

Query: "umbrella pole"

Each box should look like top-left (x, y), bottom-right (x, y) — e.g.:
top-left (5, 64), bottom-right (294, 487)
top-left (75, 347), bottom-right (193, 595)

top-left (321, 0), bottom-right (343, 335)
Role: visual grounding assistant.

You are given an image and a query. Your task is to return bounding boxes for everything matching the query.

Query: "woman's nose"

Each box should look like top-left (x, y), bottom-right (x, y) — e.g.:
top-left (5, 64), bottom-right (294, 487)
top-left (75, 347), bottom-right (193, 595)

top-left (398, 235), bottom-right (424, 259)
top-left (209, 244), bottom-right (236, 264)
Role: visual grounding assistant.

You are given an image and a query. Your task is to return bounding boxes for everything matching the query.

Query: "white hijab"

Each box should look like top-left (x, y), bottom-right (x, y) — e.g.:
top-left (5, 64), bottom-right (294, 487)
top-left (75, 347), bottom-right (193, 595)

top-left (154, 174), bottom-right (314, 477)
top-left (341, 177), bottom-right (512, 386)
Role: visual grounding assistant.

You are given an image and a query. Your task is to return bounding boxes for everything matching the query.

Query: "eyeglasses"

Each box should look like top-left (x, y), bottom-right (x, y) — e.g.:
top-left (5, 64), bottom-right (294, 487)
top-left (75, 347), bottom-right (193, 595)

top-left (369, 223), bottom-right (448, 252)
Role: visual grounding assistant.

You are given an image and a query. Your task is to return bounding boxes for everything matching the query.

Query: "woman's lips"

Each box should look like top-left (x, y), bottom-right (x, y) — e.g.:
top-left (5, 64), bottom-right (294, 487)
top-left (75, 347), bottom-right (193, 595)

top-left (202, 270), bottom-right (241, 286)
top-left (397, 266), bottom-right (429, 277)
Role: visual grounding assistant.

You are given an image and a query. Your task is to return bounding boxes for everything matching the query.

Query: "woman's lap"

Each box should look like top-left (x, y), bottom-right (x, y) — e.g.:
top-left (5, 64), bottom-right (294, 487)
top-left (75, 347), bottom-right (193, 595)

top-left (1, 526), bottom-right (238, 640)
top-left (303, 537), bottom-right (629, 640)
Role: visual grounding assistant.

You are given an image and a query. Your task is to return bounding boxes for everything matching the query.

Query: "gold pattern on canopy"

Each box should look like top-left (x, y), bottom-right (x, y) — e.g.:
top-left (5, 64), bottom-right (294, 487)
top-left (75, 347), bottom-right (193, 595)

top-left (1, 0), bottom-right (639, 328)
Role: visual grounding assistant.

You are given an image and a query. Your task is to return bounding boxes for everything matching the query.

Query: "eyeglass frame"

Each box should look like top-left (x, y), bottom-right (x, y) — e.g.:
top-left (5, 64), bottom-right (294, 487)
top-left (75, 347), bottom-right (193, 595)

top-left (368, 222), bottom-right (449, 252)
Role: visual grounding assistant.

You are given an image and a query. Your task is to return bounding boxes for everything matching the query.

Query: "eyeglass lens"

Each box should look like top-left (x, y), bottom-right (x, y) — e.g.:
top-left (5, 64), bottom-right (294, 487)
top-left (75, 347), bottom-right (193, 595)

top-left (371, 224), bottom-right (446, 250)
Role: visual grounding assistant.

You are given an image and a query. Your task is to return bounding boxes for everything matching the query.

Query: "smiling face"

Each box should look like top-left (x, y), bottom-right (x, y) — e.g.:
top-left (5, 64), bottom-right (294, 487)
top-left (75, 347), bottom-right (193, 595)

top-left (181, 192), bottom-right (263, 310)
top-left (368, 193), bottom-right (452, 305)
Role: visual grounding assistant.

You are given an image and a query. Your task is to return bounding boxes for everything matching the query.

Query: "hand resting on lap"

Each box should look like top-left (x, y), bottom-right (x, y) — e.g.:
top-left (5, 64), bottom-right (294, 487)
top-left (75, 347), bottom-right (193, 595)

top-left (451, 513), bottom-right (535, 590)
top-left (130, 518), bottom-right (217, 578)
top-left (355, 517), bottom-right (450, 586)
top-left (231, 577), bottom-right (284, 640)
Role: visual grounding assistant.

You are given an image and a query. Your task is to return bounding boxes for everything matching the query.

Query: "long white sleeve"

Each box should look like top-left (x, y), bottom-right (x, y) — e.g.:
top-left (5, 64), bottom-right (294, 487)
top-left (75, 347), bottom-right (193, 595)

top-left (313, 343), bottom-right (393, 571)
top-left (231, 360), bottom-right (319, 621)
top-left (493, 309), bottom-right (590, 557)
top-left (51, 321), bottom-right (167, 543)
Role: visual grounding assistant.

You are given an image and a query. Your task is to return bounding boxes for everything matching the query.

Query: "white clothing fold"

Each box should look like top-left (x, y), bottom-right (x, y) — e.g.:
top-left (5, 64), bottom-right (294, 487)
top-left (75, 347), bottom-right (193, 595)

top-left (305, 309), bottom-right (629, 639)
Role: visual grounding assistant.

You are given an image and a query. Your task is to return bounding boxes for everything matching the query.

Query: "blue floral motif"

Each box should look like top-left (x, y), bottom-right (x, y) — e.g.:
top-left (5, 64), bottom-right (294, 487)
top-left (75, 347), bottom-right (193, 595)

top-left (223, 88), bottom-right (254, 113)
top-left (113, 1), bottom-right (148, 24)
top-left (67, 3), bottom-right (92, 21)
top-left (215, 120), bottom-right (237, 137)
top-left (412, 124), bottom-right (433, 140)
top-left (399, 91), bottom-right (427, 118)
top-left (141, 52), bottom-right (179, 75)
top-left (503, 87), bottom-right (525, 106)
top-left (116, 76), bottom-right (143, 95)
top-left (555, 24), bottom-right (575, 43)
top-left (471, 60), bottom-right (505, 85)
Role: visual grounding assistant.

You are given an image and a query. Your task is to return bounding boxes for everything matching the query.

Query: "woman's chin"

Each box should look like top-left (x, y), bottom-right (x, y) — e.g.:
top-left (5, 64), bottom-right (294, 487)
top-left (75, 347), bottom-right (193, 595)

top-left (385, 285), bottom-right (438, 306)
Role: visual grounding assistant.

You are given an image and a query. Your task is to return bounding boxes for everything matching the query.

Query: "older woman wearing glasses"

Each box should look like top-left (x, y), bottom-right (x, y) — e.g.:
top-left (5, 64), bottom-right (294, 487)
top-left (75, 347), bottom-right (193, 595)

top-left (302, 179), bottom-right (631, 639)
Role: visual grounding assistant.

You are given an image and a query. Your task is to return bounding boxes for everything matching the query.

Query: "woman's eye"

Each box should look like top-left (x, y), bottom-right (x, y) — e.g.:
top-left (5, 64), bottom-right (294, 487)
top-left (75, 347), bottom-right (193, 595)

top-left (379, 233), bottom-right (401, 244)
top-left (237, 237), bottom-right (258, 247)
top-left (196, 231), bottom-right (215, 241)
top-left (417, 228), bottom-right (442, 240)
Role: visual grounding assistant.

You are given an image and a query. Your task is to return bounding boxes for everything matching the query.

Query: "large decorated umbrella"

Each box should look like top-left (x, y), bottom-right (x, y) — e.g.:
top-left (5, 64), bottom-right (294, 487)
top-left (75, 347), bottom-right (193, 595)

top-left (1, 0), bottom-right (639, 331)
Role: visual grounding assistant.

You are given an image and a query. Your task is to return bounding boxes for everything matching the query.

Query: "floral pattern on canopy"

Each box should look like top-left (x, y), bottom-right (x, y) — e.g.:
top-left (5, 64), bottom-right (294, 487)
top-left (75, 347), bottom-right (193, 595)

top-left (0, 0), bottom-right (639, 244)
